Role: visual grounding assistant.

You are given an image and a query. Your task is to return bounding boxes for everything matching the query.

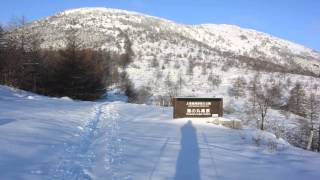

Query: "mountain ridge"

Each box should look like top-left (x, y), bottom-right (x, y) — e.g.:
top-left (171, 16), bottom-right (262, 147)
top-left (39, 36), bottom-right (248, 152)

top-left (57, 7), bottom-right (319, 55)
top-left (52, 7), bottom-right (319, 53)
top-left (25, 7), bottom-right (320, 62)
top-left (12, 7), bottom-right (320, 97)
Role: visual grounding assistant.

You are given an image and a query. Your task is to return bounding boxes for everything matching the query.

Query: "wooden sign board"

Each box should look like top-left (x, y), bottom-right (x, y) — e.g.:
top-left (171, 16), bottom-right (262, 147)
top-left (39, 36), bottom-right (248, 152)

top-left (172, 97), bottom-right (223, 119)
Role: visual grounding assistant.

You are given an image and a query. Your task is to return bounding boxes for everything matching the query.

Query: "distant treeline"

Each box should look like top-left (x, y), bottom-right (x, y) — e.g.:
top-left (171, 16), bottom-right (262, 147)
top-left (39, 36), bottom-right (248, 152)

top-left (0, 19), bottom-right (134, 100)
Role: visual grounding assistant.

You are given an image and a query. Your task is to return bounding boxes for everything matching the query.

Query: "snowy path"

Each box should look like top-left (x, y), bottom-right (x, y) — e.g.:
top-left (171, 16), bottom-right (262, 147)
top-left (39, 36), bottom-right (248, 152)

top-left (1, 87), bottom-right (320, 180)
top-left (49, 102), bottom-right (127, 180)
top-left (50, 103), bottom-right (108, 179)
top-left (100, 103), bottom-right (320, 180)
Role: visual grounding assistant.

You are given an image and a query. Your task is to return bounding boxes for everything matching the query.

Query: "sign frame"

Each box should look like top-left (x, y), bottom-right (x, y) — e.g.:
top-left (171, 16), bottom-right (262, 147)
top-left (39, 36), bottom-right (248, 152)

top-left (172, 97), bottom-right (223, 119)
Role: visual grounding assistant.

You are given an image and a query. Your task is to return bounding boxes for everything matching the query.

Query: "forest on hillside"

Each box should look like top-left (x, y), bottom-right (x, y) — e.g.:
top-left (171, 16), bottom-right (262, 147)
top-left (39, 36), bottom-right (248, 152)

top-left (0, 18), bottom-right (141, 101)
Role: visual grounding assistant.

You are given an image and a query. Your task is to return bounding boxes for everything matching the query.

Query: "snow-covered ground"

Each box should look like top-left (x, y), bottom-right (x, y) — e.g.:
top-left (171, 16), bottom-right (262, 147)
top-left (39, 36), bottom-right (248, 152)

top-left (1, 86), bottom-right (320, 180)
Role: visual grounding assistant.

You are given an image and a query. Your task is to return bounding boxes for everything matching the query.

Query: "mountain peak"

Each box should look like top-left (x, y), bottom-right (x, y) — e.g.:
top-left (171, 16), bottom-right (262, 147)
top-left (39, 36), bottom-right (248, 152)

top-left (60, 7), bottom-right (138, 15)
top-left (21, 7), bottom-right (320, 77)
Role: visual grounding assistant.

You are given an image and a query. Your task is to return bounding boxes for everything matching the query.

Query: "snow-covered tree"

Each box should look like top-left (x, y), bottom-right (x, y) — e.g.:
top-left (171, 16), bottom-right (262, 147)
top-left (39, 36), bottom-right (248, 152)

top-left (229, 76), bottom-right (247, 99)
top-left (247, 73), bottom-right (261, 113)
top-left (187, 58), bottom-right (194, 75)
top-left (165, 73), bottom-right (178, 100)
top-left (150, 55), bottom-right (159, 68)
top-left (305, 93), bottom-right (319, 150)
top-left (248, 81), bottom-right (282, 131)
top-left (287, 82), bottom-right (308, 117)
top-left (201, 63), bottom-right (207, 75)
top-left (208, 72), bottom-right (222, 90)
top-left (118, 31), bottom-right (134, 68)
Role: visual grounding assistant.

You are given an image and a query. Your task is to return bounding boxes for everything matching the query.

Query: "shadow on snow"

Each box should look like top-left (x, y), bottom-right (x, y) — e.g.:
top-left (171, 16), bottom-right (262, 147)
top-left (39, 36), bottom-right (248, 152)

top-left (174, 121), bottom-right (201, 180)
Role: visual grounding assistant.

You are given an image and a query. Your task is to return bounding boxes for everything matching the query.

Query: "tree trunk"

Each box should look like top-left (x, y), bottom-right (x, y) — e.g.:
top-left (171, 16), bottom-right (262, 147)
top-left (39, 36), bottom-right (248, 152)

top-left (307, 129), bottom-right (314, 150)
top-left (260, 114), bottom-right (265, 130)
top-left (318, 125), bottom-right (320, 152)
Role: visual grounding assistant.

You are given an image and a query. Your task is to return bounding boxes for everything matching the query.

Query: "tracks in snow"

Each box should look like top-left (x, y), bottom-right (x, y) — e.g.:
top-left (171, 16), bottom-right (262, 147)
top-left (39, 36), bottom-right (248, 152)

top-left (202, 132), bottom-right (220, 180)
top-left (49, 102), bottom-right (126, 180)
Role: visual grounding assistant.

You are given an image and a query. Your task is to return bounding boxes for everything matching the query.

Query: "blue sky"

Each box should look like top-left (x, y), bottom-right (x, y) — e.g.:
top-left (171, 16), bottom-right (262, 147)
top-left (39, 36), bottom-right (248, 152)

top-left (0, 0), bottom-right (319, 51)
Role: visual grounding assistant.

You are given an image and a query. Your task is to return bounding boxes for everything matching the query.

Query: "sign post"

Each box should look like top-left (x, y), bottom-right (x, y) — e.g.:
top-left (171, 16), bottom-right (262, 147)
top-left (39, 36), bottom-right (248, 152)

top-left (172, 97), bottom-right (223, 119)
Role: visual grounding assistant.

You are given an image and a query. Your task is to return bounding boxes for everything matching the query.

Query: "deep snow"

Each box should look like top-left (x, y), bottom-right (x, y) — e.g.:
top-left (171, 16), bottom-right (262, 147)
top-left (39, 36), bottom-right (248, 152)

top-left (1, 86), bottom-right (320, 180)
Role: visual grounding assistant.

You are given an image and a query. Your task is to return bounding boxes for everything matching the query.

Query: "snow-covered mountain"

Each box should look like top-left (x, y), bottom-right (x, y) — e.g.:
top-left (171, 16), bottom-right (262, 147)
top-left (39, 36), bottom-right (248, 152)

top-left (18, 7), bottom-right (320, 97)
top-left (2, 8), bottom-right (320, 178)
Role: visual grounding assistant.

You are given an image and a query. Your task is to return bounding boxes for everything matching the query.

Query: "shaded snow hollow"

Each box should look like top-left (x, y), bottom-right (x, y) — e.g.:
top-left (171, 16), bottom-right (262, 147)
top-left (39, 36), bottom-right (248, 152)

top-left (0, 86), bottom-right (320, 180)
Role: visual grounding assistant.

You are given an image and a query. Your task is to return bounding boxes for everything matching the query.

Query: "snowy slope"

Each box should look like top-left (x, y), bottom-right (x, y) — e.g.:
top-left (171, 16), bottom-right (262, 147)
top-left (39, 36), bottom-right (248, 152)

top-left (29, 7), bottom-right (320, 62)
top-left (19, 8), bottom-right (319, 72)
top-left (1, 86), bottom-right (320, 180)
top-left (14, 7), bottom-right (320, 99)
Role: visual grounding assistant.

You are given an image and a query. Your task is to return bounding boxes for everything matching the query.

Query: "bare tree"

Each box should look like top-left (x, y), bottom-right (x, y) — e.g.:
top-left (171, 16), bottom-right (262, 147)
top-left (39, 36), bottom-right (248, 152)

top-left (1, 16), bottom-right (31, 88)
top-left (178, 72), bottom-right (184, 96)
top-left (187, 58), bottom-right (194, 75)
top-left (9, 16), bottom-right (28, 50)
top-left (287, 82), bottom-right (307, 117)
top-left (165, 73), bottom-right (178, 103)
top-left (306, 93), bottom-right (319, 150)
top-left (20, 27), bottom-right (43, 92)
top-left (120, 71), bottom-right (137, 102)
top-left (48, 26), bottom-right (108, 100)
top-left (0, 17), bottom-right (111, 100)
top-left (201, 63), bottom-right (207, 75)
top-left (0, 25), bottom-right (5, 50)
top-left (247, 73), bottom-right (261, 112)
top-left (318, 117), bottom-right (320, 152)
top-left (229, 76), bottom-right (247, 99)
top-left (0, 25), bottom-right (5, 53)
top-left (132, 86), bottom-right (152, 104)
top-left (208, 72), bottom-right (222, 89)
top-left (256, 84), bottom-right (271, 130)
top-left (268, 80), bottom-right (282, 108)
top-left (118, 30), bottom-right (134, 68)
top-left (0, 25), bottom-right (6, 83)
top-left (150, 55), bottom-right (159, 68)
top-left (252, 82), bottom-right (282, 130)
